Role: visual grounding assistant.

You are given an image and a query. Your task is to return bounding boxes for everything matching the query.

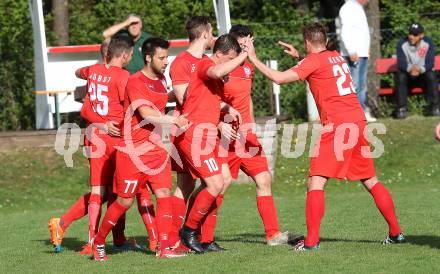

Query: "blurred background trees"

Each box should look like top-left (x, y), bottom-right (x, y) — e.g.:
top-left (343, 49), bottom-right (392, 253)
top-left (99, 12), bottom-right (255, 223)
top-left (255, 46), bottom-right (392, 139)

top-left (0, 0), bottom-right (439, 130)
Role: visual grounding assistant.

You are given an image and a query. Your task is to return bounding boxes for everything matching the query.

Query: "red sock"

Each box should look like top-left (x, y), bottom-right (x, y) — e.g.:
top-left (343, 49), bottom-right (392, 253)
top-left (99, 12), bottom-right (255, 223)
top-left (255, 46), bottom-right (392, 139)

top-left (60, 192), bottom-right (90, 231)
top-left (136, 192), bottom-right (158, 242)
top-left (156, 197), bottom-right (173, 251)
top-left (256, 196), bottom-right (280, 239)
top-left (305, 190), bottom-right (325, 247)
top-left (201, 194), bottom-right (224, 243)
top-left (369, 182), bottom-right (401, 236)
top-left (88, 193), bottom-right (103, 242)
top-left (94, 201), bottom-right (128, 246)
top-left (169, 196), bottom-right (186, 246)
top-left (107, 192), bottom-right (126, 246)
top-left (185, 189), bottom-right (216, 230)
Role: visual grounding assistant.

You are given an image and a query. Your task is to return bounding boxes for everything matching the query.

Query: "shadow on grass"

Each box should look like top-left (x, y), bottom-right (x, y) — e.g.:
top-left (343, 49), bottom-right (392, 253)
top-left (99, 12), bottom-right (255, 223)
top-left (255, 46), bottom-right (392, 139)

top-left (35, 236), bottom-right (155, 255)
top-left (316, 235), bottom-right (440, 249)
top-left (405, 235), bottom-right (440, 249)
top-left (216, 233), bottom-right (267, 245)
top-left (320, 238), bottom-right (378, 244)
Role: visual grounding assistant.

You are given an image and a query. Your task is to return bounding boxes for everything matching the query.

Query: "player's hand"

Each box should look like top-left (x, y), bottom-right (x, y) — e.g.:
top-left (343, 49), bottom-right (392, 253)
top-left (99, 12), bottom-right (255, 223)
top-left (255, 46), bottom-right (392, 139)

top-left (243, 36), bottom-right (256, 60)
top-left (218, 121), bottom-right (238, 141)
top-left (227, 107), bottom-right (242, 125)
top-left (349, 54), bottom-right (359, 63)
top-left (278, 41), bottom-right (300, 58)
top-left (105, 121), bottom-right (121, 136)
top-left (125, 15), bottom-right (141, 26)
top-left (174, 113), bottom-right (189, 129)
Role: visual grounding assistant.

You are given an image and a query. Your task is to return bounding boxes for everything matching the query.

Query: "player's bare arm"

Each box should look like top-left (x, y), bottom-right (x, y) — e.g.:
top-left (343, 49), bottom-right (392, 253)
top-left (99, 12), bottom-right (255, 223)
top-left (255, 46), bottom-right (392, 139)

top-left (170, 83), bottom-right (188, 106)
top-left (137, 105), bottom-right (189, 128)
top-left (246, 39), bottom-right (300, 85)
top-left (207, 51), bottom-right (248, 80)
top-left (103, 15), bottom-right (140, 38)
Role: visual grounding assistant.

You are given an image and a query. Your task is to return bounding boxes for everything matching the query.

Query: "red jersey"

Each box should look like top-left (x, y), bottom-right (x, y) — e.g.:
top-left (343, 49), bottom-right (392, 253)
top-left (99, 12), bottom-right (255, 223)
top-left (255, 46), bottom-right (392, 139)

top-left (183, 58), bottom-right (223, 125)
top-left (80, 64), bottom-right (129, 125)
top-left (122, 71), bottom-right (168, 151)
top-left (170, 51), bottom-right (208, 86)
top-left (291, 50), bottom-right (365, 124)
top-left (222, 61), bottom-right (254, 124)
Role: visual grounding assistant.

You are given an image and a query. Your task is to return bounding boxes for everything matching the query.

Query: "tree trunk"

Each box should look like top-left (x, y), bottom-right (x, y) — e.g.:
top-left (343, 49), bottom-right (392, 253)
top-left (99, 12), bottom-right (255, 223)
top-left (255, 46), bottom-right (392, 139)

top-left (52, 0), bottom-right (69, 46)
top-left (365, 0), bottom-right (381, 115)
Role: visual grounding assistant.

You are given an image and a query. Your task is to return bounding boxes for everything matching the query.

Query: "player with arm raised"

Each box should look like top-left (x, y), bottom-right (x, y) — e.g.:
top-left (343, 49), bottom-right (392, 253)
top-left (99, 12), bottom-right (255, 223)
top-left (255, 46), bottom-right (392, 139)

top-left (245, 23), bottom-right (404, 251)
top-left (48, 36), bottom-right (134, 253)
top-left (176, 34), bottom-right (247, 253)
top-left (92, 38), bottom-right (189, 260)
top-left (212, 24), bottom-right (302, 246)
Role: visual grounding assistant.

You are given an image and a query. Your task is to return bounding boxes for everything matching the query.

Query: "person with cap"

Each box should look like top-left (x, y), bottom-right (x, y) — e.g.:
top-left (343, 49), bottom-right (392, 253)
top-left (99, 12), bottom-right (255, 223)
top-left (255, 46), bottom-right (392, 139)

top-left (395, 22), bottom-right (439, 119)
top-left (103, 14), bottom-right (150, 74)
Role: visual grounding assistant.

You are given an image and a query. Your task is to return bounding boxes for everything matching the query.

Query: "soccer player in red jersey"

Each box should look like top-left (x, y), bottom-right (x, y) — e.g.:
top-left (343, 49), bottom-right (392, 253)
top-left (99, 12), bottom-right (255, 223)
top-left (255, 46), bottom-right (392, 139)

top-left (244, 23), bottom-right (404, 250)
top-left (213, 24), bottom-right (302, 246)
top-left (177, 34), bottom-right (248, 253)
top-left (92, 37), bottom-right (189, 260)
top-left (48, 36), bottom-right (134, 253)
top-left (167, 16), bottom-right (213, 249)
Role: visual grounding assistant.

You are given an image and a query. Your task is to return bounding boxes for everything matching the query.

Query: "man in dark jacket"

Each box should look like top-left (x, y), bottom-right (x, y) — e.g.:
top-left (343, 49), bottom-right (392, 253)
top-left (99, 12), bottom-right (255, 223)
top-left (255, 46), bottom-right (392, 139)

top-left (395, 23), bottom-right (439, 119)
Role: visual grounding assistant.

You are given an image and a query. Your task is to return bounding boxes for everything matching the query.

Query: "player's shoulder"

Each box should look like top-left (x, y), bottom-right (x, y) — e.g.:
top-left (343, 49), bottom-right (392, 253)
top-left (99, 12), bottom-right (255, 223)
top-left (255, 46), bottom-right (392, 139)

top-left (87, 63), bottom-right (103, 72)
top-left (127, 71), bottom-right (144, 86)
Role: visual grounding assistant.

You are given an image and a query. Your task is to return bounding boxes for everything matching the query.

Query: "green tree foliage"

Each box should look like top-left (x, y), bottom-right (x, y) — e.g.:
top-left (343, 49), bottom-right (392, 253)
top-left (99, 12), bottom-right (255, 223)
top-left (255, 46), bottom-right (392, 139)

top-left (66, 0), bottom-right (216, 45)
top-left (230, 0), bottom-right (317, 119)
top-left (1, 0), bottom-right (439, 129)
top-left (0, 0), bottom-right (35, 130)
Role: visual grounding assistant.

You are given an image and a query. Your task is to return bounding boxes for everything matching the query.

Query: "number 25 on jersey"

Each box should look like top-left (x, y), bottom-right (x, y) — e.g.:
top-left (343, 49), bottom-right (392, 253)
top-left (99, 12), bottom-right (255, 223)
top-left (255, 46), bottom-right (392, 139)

top-left (88, 82), bottom-right (109, 116)
top-left (333, 63), bottom-right (356, 96)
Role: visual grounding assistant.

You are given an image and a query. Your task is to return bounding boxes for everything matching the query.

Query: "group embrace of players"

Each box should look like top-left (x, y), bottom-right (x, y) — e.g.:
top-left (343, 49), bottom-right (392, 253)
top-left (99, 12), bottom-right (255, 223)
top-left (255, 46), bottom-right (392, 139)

top-left (48, 16), bottom-right (405, 261)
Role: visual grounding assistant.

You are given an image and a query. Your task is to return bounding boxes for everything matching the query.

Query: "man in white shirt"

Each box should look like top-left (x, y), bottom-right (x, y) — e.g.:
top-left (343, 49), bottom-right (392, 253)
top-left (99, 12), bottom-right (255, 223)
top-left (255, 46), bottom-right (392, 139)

top-left (339, 0), bottom-right (376, 122)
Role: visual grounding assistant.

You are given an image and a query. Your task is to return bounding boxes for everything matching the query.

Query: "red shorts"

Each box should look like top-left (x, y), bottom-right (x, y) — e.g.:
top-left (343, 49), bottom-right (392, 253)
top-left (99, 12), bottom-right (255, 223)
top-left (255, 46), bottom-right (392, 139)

top-left (221, 132), bottom-right (269, 179)
top-left (113, 148), bottom-right (172, 198)
top-left (309, 121), bottom-right (376, 181)
top-left (84, 129), bottom-right (120, 186)
top-left (174, 125), bottom-right (223, 179)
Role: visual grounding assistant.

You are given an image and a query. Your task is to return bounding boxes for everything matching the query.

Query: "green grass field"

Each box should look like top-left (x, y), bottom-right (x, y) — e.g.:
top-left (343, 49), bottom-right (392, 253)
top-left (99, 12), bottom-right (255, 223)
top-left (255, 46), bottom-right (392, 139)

top-left (1, 117), bottom-right (440, 273)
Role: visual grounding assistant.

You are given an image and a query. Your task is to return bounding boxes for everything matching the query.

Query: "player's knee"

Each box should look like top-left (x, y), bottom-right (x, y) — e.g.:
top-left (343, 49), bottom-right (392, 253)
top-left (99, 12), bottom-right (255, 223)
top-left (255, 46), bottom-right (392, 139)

top-left (307, 176), bottom-right (326, 191)
top-left (361, 176), bottom-right (378, 190)
top-left (206, 176), bottom-right (224, 195)
top-left (117, 196), bottom-right (134, 208)
top-left (255, 172), bottom-right (272, 191)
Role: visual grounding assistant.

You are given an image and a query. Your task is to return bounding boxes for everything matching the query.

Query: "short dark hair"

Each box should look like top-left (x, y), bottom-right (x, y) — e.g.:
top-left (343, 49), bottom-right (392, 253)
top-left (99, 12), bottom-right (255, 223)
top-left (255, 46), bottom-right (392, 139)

top-left (229, 24), bottom-right (253, 38)
top-left (185, 16), bottom-right (211, 42)
top-left (302, 23), bottom-right (327, 46)
top-left (100, 38), bottom-right (111, 60)
top-left (106, 35), bottom-right (134, 61)
top-left (141, 37), bottom-right (170, 64)
top-left (213, 34), bottom-right (241, 55)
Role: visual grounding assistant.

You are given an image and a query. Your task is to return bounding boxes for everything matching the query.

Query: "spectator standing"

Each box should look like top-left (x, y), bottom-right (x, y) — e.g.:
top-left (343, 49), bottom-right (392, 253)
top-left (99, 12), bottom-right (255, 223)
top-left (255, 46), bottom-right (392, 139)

top-left (395, 23), bottom-right (439, 119)
top-left (103, 14), bottom-right (150, 74)
top-left (339, 0), bottom-right (376, 122)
